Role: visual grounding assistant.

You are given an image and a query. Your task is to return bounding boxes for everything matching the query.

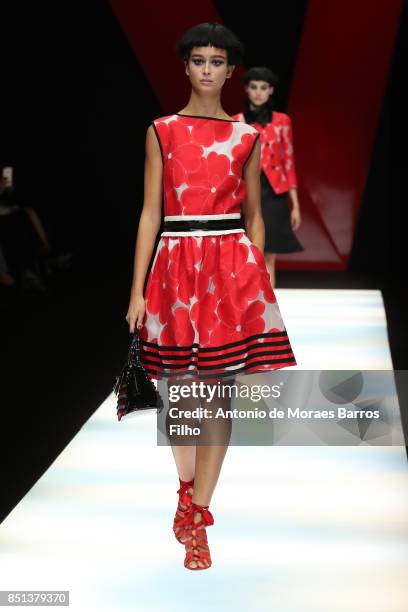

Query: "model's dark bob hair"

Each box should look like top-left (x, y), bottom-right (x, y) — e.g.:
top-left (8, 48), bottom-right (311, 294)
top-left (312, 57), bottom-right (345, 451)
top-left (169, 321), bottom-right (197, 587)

top-left (177, 22), bottom-right (244, 65)
top-left (242, 66), bottom-right (279, 86)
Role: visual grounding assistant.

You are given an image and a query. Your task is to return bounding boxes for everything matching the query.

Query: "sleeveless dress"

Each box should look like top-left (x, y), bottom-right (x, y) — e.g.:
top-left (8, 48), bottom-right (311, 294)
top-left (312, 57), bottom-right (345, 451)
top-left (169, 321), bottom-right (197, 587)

top-left (138, 113), bottom-right (297, 381)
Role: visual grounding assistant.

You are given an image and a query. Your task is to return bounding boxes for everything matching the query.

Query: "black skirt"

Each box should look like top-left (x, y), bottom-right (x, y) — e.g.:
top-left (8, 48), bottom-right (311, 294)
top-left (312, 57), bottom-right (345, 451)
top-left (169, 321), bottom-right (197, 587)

top-left (260, 171), bottom-right (304, 254)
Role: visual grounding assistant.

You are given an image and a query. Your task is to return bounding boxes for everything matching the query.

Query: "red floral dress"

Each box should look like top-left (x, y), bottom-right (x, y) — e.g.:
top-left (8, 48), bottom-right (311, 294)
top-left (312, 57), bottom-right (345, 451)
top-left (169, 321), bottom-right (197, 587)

top-left (138, 113), bottom-right (297, 380)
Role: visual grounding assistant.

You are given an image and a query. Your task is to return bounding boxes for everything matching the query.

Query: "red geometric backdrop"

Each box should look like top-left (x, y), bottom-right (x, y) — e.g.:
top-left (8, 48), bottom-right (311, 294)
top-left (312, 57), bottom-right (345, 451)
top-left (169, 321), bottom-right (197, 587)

top-left (283, 0), bottom-right (402, 269)
top-left (109, 0), bottom-right (402, 270)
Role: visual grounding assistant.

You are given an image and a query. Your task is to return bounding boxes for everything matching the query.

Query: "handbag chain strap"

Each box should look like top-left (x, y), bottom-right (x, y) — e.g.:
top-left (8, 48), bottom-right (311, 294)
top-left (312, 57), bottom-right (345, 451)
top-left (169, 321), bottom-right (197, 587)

top-left (128, 328), bottom-right (142, 366)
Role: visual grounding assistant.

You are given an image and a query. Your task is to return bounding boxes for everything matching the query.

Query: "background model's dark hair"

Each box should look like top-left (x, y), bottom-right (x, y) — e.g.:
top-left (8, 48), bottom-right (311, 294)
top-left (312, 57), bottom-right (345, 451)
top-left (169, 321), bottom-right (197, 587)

top-left (241, 66), bottom-right (279, 86)
top-left (177, 22), bottom-right (245, 65)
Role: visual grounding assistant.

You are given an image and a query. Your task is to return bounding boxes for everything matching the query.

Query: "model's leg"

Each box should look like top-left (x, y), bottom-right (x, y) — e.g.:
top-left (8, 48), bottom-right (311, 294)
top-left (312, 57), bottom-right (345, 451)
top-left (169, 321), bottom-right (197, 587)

top-left (21, 207), bottom-right (51, 252)
top-left (264, 252), bottom-right (277, 288)
top-left (192, 377), bottom-right (233, 504)
top-left (166, 376), bottom-right (201, 479)
top-left (166, 376), bottom-right (200, 542)
top-left (185, 377), bottom-right (234, 569)
top-left (169, 445), bottom-right (195, 482)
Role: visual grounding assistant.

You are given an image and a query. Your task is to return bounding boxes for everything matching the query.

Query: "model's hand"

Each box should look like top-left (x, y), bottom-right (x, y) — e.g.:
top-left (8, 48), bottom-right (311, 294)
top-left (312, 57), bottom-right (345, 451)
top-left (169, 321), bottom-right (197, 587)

top-left (290, 207), bottom-right (301, 231)
top-left (126, 295), bottom-right (146, 333)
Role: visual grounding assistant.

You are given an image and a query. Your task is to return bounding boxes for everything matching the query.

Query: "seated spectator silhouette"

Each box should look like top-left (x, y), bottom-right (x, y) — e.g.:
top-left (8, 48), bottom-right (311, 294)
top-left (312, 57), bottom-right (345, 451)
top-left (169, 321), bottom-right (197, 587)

top-left (0, 176), bottom-right (72, 296)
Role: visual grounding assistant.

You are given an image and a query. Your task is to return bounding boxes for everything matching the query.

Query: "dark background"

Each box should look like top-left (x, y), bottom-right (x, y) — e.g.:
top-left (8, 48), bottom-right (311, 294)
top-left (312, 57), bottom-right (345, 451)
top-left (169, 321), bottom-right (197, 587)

top-left (0, 0), bottom-right (406, 522)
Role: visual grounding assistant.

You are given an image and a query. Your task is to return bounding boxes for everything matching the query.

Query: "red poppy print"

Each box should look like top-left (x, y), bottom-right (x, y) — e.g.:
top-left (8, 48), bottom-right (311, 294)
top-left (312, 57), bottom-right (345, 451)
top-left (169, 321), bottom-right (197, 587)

top-left (177, 115), bottom-right (234, 146)
top-left (160, 307), bottom-right (195, 347)
top-left (182, 152), bottom-right (238, 215)
top-left (209, 293), bottom-right (266, 346)
top-left (137, 114), bottom-right (297, 379)
top-left (231, 111), bottom-right (298, 194)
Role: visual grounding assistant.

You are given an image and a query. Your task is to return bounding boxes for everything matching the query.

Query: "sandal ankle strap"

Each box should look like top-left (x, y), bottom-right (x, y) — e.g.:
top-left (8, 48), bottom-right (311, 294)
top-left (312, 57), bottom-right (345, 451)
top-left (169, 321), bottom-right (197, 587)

top-left (190, 503), bottom-right (214, 527)
top-left (177, 479), bottom-right (194, 506)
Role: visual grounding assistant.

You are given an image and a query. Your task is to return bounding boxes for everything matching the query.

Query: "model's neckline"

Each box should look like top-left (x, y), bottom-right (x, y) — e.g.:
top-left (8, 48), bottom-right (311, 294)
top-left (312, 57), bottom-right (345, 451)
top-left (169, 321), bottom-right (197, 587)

top-left (175, 113), bottom-right (238, 122)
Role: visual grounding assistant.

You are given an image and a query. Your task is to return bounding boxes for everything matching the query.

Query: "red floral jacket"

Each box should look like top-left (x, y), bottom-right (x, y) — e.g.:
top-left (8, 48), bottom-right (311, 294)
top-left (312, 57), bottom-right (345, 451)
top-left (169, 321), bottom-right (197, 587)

top-left (231, 111), bottom-right (298, 194)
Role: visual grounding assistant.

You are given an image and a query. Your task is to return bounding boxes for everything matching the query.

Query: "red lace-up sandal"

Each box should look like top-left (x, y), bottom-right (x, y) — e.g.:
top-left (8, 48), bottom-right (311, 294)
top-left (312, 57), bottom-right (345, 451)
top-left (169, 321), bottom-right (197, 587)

top-left (180, 502), bottom-right (214, 570)
top-left (173, 477), bottom-right (194, 544)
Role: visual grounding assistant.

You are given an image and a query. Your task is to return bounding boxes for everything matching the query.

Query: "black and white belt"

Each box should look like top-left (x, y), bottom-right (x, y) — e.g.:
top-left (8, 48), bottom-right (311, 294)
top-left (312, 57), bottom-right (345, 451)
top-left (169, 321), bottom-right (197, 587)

top-left (161, 213), bottom-right (246, 236)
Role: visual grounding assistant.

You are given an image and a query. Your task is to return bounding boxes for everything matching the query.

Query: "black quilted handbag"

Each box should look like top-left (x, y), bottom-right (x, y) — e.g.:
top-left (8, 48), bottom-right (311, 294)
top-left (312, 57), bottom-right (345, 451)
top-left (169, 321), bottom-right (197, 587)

top-left (113, 328), bottom-right (163, 421)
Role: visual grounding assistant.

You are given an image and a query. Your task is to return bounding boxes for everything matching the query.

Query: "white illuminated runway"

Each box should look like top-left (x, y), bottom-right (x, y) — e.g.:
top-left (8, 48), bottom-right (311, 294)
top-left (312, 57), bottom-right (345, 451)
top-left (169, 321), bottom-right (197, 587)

top-left (1, 290), bottom-right (407, 611)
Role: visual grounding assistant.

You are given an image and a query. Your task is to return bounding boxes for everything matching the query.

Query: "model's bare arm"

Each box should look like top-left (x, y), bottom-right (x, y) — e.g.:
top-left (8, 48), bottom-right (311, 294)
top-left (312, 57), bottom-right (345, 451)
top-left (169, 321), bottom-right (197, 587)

top-left (126, 125), bottom-right (163, 332)
top-left (242, 137), bottom-right (265, 252)
top-left (288, 187), bottom-right (301, 230)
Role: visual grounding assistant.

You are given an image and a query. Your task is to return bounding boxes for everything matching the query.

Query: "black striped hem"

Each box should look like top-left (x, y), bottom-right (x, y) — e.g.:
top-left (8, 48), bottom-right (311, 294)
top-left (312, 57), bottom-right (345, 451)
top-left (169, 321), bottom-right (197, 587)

top-left (139, 330), bottom-right (289, 352)
top-left (144, 357), bottom-right (297, 381)
top-left (141, 349), bottom-right (295, 370)
top-left (140, 340), bottom-right (291, 361)
top-left (139, 331), bottom-right (296, 380)
top-left (141, 342), bottom-right (293, 364)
